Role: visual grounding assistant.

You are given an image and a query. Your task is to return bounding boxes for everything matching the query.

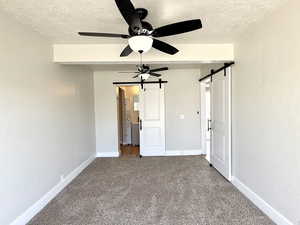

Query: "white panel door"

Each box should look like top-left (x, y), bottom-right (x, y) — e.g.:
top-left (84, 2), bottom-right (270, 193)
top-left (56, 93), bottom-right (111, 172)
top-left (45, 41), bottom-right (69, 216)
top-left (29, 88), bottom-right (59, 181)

top-left (211, 68), bottom-right (231, 181)
top-left (139, 84), bottom-right (165, 156)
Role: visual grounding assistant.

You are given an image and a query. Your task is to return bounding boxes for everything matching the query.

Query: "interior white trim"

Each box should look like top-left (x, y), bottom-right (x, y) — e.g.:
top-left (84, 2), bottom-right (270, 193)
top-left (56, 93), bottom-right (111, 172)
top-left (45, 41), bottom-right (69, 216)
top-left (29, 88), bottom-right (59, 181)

top-left (96, 151), bottom-right (120, 158)
top-left (53, 44), bottom-right (234, 64)
top-left (232, 177), bottom-right (293, 225)
top-left (165, 149), bottom-right (203, 156)
top-left (58, 60), bottom-right (234, 65)
top-left (10, 155), bottom-right (95, 225)
top-left (140, 151), bottom-right (166, 157)
top-left (140, 149), bottom-right (203, 157)
top-left (228, 67), bottom-right (232, 181)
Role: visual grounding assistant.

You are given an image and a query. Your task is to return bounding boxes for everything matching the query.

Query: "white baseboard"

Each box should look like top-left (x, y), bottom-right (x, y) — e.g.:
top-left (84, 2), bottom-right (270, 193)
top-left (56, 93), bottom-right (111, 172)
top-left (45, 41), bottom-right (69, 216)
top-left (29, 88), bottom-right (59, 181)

top-left (10, 155), bottom-right (95, 225)
top-left (232, 177), bottom-right (293, 225)
top-left (96, 151), bottom-right (119, 157)
top-left (140, 149), bottom-right (203, 157)
top-left (165, 149), bottom-right (203, 156)
top-left (140, 151), bottom-right (166, 157)
top-left (96, 150), bottom-right (202, 158)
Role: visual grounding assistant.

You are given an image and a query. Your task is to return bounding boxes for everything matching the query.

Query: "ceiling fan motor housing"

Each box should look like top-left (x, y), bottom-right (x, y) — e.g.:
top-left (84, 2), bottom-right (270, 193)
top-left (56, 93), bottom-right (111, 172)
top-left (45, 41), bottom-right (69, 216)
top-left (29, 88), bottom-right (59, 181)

top-left (128, 8), bottom-right (153, 36)
top-left (138, 65), bottom-right (150, 73)
top-left (128, 21), bottom-right (153, 36)
top-left (136, 8), bottom-right (148, 20)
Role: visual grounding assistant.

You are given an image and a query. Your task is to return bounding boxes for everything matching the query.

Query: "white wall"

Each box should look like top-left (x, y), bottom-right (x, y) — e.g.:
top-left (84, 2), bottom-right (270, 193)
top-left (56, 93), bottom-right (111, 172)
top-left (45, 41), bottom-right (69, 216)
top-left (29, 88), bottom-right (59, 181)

top-left (0, 11), bottom-right (95, 225)
top-left (200, 63), bottom-right (224, 78)
top-left (94, 69), bottom-right (201, 154)
top-left (233, 1), bottom-right (300, 224)
top-left (164, 70), bottom-right (201, 151)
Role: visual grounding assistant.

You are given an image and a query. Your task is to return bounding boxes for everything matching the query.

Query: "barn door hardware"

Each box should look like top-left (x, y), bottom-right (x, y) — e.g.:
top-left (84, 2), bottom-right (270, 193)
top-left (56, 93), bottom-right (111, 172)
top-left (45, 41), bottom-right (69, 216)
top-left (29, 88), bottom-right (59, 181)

top-left (159, 79), bottom-right (162, 89)
top-left (141, 78), bottom-right (144, 90)
top-left (113, 80), bottom-right (168, 89)
top-left (199, 62), bottom-right (235, 82)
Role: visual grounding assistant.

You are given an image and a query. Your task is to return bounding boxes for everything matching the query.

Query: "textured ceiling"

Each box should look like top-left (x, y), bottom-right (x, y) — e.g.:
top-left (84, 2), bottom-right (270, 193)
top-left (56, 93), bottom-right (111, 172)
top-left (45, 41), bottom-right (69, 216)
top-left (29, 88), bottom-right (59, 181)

top-left (0, 0), bottom-right (288, 44)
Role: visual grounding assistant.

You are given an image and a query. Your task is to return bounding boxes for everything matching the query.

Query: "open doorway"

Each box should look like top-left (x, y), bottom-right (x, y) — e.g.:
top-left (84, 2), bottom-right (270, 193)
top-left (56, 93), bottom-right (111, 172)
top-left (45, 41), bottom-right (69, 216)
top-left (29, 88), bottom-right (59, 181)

top-left (200, 79), bottom-right (211, 163)
top-left (117, 86), bottom-right (140, 157)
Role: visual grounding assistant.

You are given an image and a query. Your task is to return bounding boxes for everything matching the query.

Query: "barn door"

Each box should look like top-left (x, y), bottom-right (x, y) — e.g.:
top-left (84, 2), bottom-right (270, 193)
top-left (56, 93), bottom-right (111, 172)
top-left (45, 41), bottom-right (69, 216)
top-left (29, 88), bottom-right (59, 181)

top-left (211, 68), bottom-right (232, 181)
top-left (139, 84), bottom-right (165, 156)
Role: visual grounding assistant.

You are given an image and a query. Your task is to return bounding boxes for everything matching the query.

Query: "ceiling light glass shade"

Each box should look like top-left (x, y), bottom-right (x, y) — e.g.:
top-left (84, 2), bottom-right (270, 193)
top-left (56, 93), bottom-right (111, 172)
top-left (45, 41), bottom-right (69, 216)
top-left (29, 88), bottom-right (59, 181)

top-left (139, 73), bottom-right (150, 80)
top-left (128, 36), bottom-right (153, 53)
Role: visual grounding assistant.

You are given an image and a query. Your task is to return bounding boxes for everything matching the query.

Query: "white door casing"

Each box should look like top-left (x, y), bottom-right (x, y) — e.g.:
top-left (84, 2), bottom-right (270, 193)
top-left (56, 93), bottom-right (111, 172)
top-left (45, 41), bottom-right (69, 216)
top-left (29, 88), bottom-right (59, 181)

top-left (211, 67), bottom-right (231, 181)
top-left (200, 80), bottom-right (211, 162)
top-left (139, 84), bottom-right (165, 156)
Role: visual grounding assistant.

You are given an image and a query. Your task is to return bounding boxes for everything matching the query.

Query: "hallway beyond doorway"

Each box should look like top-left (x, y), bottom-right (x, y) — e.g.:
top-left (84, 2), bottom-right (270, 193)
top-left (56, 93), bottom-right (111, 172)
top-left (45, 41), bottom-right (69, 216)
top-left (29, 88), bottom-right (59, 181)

top-left (120, 144), bottom-right (140, 157)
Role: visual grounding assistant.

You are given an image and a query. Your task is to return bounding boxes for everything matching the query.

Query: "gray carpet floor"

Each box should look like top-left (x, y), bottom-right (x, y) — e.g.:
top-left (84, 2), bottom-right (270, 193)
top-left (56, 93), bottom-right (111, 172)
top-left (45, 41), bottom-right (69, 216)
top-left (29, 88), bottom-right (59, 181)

top-left (28, 156), bottom-right (275, 225)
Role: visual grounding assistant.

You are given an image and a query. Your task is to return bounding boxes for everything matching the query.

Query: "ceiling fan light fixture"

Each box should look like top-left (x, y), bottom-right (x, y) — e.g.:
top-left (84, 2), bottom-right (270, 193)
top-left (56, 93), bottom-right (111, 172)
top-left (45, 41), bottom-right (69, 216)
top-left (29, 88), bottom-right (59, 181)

top-left (128, 36), bottom-right (153, 53)
top-left (139, 73), bottom-right (150, 80)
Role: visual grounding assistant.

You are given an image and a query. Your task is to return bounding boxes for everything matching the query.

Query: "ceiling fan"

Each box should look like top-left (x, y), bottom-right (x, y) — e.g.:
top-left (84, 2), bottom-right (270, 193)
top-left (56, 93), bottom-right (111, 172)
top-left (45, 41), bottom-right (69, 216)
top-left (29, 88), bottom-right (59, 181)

top-left (119, 65), bottom-right (168, 80)
top-left (78, 0), bottom-right (202, 57)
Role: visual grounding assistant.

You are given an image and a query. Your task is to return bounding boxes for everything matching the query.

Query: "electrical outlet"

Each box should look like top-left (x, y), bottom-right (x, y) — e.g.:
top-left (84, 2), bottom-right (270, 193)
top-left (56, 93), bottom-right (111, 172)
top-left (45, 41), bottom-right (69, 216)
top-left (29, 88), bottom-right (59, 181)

top-left (179, 114), bottom-right (185, 120)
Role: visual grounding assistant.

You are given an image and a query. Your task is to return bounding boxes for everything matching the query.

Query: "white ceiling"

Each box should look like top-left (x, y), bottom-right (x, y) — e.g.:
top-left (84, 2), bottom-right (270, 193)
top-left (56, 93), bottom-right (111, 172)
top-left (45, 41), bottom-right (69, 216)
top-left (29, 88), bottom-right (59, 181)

top-left (0, 0), bottom-right (287, 44)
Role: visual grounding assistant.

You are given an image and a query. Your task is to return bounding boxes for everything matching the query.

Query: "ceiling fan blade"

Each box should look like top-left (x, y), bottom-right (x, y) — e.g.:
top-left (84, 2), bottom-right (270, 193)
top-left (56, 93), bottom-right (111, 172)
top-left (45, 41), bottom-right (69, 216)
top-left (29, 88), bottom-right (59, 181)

top-left (78, 32), bottom-right (130, 38)
top-left (150, 72), bottom-right (161, 77)
top-left (150, 67), bottom-right (168, 73)
top-left (152, 19), bottom-right (202, 38)
top-left (115, 0), bottom-right (142, 32)
top-left (120, 45), bottom-right (133, 57)
top-left (152, 39), bottom-right (179, 55)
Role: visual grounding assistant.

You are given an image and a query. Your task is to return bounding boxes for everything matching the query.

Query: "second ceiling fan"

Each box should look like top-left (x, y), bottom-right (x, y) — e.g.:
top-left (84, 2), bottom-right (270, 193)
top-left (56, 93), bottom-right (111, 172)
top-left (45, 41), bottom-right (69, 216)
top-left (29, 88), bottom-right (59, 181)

top-left (79, 0), bottom-right (202, 57)
top-left (119, 65), bottom-right (168, 80)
